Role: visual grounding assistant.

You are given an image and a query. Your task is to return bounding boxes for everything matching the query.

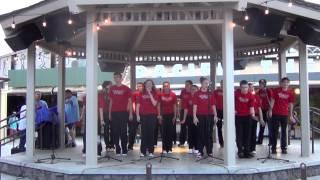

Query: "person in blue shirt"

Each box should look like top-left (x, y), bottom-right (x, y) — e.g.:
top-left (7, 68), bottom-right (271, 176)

top-left (65, 89), bottom-right (80, 147)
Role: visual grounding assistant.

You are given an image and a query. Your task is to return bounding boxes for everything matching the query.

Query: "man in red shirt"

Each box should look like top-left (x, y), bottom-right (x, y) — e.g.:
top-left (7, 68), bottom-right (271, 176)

top-left (109, 72), bottom-right (133, 156)
top-left (235, 80), bottom-right (255, 158)
top-left (179, 80), bottom-right (193, 146)
top-left (256, 79), bottom-right (273, 145)
top-left (269, 77), bottom-right (295, 154)
top-left (159, 81), bottom-right (177, 153)
top-left (214, 80), bottom-right (224, 148)
top-left (248, 83), bottom-right (265, 154)
top-left (136, 79), bottom-right (160, 157)
top-left (182, 85), bottom-right (199, 154)
top-left (193, 77), bottom-right (218, 158)
top-left (98, 81), bottom-right (113, 150)
top-left (128, 82), bottom-right (144, 151)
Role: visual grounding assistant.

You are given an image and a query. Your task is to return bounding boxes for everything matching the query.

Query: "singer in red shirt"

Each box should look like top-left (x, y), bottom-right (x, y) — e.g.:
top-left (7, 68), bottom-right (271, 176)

top-left (269, 77), bottom-right (295, 154)
top-left (136, 79), bottom-right (160, 157)
top-left (109, 72), bottom-right (133, 156)
top-left (193, 77), bottom-right (218, 158)
top-left (128, 82), bottom-right (144, 150)
top-left (248, 83), bottom-right (265, 153)
top-left (182, 85), bottom-right (199, 154)
top-left (159, 81), bottom-right (177, 153)
top-left (213, 80), bottom-right (224, 148)
top-left (178, 80), bottom-right (193, 146)
top-left (235, 80), bottom-right (255, 158)
top-left (256, 79), bottom-right (273, 145)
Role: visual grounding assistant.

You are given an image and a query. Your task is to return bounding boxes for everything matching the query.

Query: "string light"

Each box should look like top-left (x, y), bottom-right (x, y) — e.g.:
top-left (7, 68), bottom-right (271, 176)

top-left (104, 18), bottom-right (111, 24)
top-left (42, 17), bottom-right (47, 27)
top-left (11, 16), bottom-right (15, 29)
top-left (288, 0), bottom-right (293, 7)
top-left (232, 22), bottom-right (236, 28)
top-left (96, 23), bottom-right (100, 31)
top-left (245, 14), bottom-right (249, 21)
top-left (265, 7), bottom-right (269, 15)
top-left (68, 18), bottom-right (73, 25)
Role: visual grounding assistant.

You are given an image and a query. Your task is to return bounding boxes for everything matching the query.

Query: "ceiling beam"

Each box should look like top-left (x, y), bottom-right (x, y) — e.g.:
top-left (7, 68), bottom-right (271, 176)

top-left (192, 25), bottom-right (220, 51)
top-left (128, 26), bottom-right (149, 52)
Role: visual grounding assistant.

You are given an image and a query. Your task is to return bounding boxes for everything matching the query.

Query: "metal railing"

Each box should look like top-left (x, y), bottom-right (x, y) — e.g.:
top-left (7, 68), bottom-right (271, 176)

top-left (294, 106), bottom-right (320, 154)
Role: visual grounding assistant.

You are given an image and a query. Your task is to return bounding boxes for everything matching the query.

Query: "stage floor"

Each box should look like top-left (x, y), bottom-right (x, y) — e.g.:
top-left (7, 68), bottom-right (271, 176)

top-left (1, 138), bottom-right (320, 179)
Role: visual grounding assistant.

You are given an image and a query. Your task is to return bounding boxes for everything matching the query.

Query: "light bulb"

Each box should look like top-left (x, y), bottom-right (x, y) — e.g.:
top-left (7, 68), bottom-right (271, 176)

top-left (42, 21), bottom-right (47, 27)
top-left (11, 21), bottom-right (16, 29)
top-left (245, 14), bottom-right (249, 21)
top-left (288, 1), bottom-right (293, 7)
top-left (68, 19), bottom-right (73, 25)
top-left (265, 8), bottom-right (269, 15)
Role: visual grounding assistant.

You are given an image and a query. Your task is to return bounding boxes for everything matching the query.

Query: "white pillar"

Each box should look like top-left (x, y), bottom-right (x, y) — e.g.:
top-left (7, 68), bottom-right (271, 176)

top-left (299, 41), bottom-right (310, 157)
top-left (26, 46), bottom-right (36, 159)
top-left (222, 9), bottom-right (236, 167)
top-left (58, 56), bottom-right (65, 149)
top-left (210, 61), bottom-right (217, 89)
top-left (278, 50), bottom-right (287, 80)
top-left (130, 54), bottom-right (136, 90)
top-left (85, 10), bottom-right (98, 166)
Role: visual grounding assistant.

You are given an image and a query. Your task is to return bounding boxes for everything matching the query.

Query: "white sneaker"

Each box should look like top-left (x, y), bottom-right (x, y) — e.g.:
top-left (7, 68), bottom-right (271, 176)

top-left (163, 151), bottom-right (168, 154)
top-left (122, 153), bottom-right (127, 156)
top-left (193, 150), bottom-right (199, 154)
top-left (188, 149), bottom-right (193, 154)
top-left (82, 153), bottom-right (86, 157)
top-left (168, 151), bottom-right (173, 154)
top-left (149, 153), bottom-right (154, 157)
top-left (140, 153), bottom-right (145, 157)
top-left (116, 153), bottom-right (121, 157)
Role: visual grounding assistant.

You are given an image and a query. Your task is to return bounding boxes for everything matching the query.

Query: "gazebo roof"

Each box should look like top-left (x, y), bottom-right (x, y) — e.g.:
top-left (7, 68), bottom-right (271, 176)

top-left (0, 0), bottom-right (319, 64)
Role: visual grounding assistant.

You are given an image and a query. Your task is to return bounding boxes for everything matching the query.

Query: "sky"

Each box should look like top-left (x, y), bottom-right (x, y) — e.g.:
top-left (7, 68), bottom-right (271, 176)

top-left (0, 0), bottom-right (320, 56)
top-left (0, 0), bottom-right (42, 56)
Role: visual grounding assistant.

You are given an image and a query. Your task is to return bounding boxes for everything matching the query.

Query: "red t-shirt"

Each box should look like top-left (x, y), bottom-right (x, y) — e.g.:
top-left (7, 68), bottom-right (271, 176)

top-left (159, 91), bottom-right (177, 115)
top-left (235, 89), bottom-right (254, 116)
top-left (193, 89), bottom-right (215, 115)
top-left (109, 85), bottom-right (132, 112)
top-left (98, 91), bottom-right (110, 112)
top-left (253, 94), bottom-right (262, 115)
top-left (180, 89), bottom-right (191, 108)
top-left (256, 88), bottom-right (273, 110)
top-left (136, 91), bottom-right (159, 115)
top-left (182, 93), bottom-right (193, 116)
top-left (132, 91), bottom-right (141, 113)
top-left (214, 89), bottom-right (223, 111)
top-left (271, 87), bottom-right (295, 116)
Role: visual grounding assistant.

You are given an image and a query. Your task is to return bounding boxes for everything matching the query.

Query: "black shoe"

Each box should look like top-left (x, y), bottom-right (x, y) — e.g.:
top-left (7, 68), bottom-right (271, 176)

top-left (256, 141), bottom-right (262, 145)
top-left (281, 149), bottom-right (287, 154)
top-left (238, 152), bottom-right (245, 158)
top-left (71, 142), bottom-right (76, 147)
top-left (271, 149), bottom-right (277, 154)
top-left (220, 144), bottom-right (224, 148)
top-left (128, 146), bottom-right (133, 151)
top-left (245, 153), bottom-right (254, 158)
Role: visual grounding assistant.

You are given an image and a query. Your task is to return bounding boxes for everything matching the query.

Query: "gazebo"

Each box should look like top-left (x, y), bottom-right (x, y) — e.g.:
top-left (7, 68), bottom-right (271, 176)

top-left (0, 0), bottom-right (318, 174)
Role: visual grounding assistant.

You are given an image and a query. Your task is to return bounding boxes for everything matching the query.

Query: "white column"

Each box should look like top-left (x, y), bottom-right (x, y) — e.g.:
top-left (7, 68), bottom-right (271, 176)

top-left (222, 9), bottom-right (236, 167)
top-left (130, 54), bottom-right (136, 90)
top-left (210, 61), bottom-right (217, 89)
top-left (26, 46), bottom-right (36, 159)
top-left (299, 41), bottom-right (310, 157)
top-left (278, 50), bottom-right (287, 80)
top-left (86, 10), bottom-right (98, 166)
top-left (58, 56), bottom-right (65, 149)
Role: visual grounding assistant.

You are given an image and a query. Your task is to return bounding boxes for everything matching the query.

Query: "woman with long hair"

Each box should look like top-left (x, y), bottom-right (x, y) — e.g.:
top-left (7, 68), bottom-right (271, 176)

top-left (193, 77), bottom-right (218, 158)
top-left (136, 79), bottom-right (160, 157)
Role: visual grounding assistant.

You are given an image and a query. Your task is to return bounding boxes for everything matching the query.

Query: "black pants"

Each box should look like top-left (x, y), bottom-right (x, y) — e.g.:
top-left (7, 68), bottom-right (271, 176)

top-left (235, 116), bottom-right (252, 154)
top-left (19, 129), bottom-right (26, 149)
top-left (186, 115), bottom-right (197, 149)
top-left (172, 123), bottom-right (177, 144)
top-left (154, 121), bottom-right (161, 146)
top-left (196, 115), bottom-right (213, 155)
top-left (250, 119), bottom-right (258, 152)
top-left (179, 110), bottom-right (187, 145)
top-left (257, 110), bottom-right (269, 144)
top-left (141, 115), bottom-right (157, 154)
top-left (103, 112), bottom-right (113, 149)
top-left (270, 115), bottom-right (288, 151)
top-left (162, 114), bottom-right (174, 152)
top-left (128, 114), bottom-right (138, 149)
top-left (111, 112), bottom-right (128, 154)
top-left (216, 110), bottom-right (224, 147)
